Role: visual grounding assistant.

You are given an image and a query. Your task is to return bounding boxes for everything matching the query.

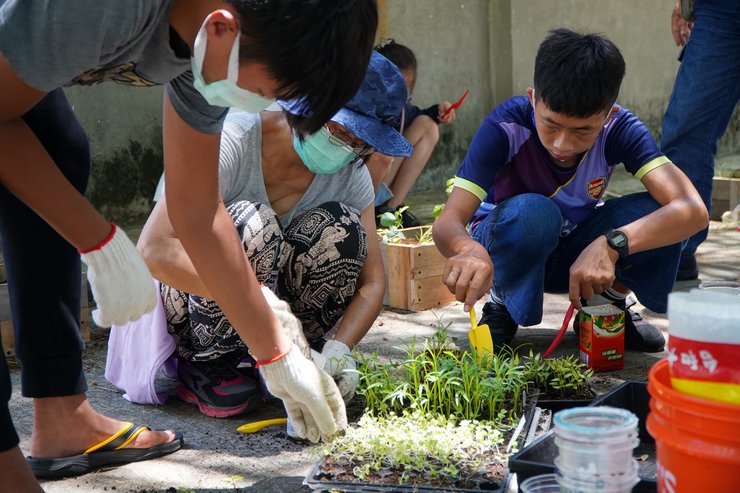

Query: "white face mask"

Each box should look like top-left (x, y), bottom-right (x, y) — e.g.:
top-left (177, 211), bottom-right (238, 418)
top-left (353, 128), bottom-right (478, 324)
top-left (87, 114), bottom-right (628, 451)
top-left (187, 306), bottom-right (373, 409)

top-left (191, 13), bottom-right (275, 112)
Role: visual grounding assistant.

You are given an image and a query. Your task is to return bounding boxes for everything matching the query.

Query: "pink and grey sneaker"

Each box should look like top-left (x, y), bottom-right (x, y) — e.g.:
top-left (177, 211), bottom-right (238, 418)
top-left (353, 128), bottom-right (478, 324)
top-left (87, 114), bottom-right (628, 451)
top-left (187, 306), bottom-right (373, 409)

top-left (176, 358), bottom-right (263, 418)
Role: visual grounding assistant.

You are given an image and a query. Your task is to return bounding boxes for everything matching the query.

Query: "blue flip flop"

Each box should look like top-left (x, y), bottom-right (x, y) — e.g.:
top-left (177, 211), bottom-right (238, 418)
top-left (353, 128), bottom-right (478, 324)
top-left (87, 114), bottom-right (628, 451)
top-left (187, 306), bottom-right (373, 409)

top-left (27, 422), bottom-right (184, 479)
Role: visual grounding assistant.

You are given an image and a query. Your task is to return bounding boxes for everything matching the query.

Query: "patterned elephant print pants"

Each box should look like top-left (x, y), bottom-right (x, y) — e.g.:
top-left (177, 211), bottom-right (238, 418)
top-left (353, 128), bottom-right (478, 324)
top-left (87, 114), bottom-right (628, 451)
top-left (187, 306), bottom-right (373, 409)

top-left (161, 200), bottom-right (367, 365)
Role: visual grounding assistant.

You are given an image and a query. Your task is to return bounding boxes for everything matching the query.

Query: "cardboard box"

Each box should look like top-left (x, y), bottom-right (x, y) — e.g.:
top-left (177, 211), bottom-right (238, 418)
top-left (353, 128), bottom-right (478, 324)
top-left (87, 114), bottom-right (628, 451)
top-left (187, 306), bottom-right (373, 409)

top-left (379, 226), bottom-right (456, 312)
top-left (579, 304), bottom-right (625, 372)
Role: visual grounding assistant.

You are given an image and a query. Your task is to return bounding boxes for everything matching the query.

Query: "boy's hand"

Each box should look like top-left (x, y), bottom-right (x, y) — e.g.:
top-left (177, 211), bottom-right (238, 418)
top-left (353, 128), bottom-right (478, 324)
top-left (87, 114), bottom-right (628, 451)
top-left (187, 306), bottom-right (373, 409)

top-left (259, 345), bottom-right (347, 443)
top-left (80, 223), bottom-right (157, 327)
top-left (437, 101), bottom-right (456, 124)
top-left (568, 236), bottom-right (618, 309)
top-left (321, 339), bottom-right (358, 401)
top-left (441, 243), bottom-right (492, 312)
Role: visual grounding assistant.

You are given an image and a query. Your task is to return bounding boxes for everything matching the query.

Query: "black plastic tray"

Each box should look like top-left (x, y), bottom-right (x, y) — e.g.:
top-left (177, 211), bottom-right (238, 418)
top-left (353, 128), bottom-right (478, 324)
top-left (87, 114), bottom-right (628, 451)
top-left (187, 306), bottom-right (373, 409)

top-left (304, 395), bottom-right (538, 492)
top-left (508, 381), bottom-right (656, 493)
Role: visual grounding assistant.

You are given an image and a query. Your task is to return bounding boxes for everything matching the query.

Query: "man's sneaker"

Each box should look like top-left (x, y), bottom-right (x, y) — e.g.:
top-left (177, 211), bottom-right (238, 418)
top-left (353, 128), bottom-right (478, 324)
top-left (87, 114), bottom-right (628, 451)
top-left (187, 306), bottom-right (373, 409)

top-left (177, 358), bottom-right (263, 418)
top-left (479, 301), bottom-right (518, 351)
top-left (676, 253), bottom-right (699, 281)
top-left (572, 298), bottom-right (665, 353)
top-left (620, 298), bottom-right (666, 352)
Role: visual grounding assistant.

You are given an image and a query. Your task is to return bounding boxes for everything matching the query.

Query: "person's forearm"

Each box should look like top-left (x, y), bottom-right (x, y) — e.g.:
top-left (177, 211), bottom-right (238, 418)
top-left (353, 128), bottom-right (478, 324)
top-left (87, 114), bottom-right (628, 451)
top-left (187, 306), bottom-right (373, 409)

top-left (163, 94), bottom-right (289, 361)
top-left (432, 215), bottom-right (478, 258)
top-left (170, 199), bottom-right (289, 359)
top-left (333, 278), bottom-right (384, 349)
top-left (619, 197), bottom-right (707, 255)
top-left (0, 119), bottom-right (110, 249)
top-left (138, 201), bottom-right (212, 298)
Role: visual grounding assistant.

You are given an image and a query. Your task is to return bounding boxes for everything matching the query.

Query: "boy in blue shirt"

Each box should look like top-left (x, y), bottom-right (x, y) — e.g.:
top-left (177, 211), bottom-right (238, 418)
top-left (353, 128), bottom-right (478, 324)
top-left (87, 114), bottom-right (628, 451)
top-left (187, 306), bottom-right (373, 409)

top-left (433, 29), bottom-right (708, 353)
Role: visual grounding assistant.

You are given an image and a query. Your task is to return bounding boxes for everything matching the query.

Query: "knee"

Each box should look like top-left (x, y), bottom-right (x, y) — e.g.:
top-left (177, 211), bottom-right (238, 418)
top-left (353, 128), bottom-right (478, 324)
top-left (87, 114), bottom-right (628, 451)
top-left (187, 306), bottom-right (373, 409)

top-left (501, 194), bottom-right (561, 238)
top-left (416, 115), bottom-right (439, 144)
top-left (227, 201), bottom-right (281, 240)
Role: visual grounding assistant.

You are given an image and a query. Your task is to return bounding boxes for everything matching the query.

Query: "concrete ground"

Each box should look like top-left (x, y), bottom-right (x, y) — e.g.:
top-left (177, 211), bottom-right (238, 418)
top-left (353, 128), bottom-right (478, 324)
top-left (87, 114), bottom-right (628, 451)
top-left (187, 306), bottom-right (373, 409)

top-left (7, 173), bottom-right (740, 492)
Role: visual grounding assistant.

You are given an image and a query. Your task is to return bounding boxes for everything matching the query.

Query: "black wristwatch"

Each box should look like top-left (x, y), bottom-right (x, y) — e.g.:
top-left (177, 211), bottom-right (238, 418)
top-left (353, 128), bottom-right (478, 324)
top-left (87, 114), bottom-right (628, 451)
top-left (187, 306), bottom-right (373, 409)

top-left (605, 229), bottom-right (629, 259)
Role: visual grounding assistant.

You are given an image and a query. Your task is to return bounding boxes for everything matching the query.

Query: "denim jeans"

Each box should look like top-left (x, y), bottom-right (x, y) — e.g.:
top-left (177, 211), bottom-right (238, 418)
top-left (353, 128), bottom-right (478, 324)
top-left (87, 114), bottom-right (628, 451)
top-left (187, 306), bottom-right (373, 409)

top-left (471, 193), bottom-right (682, 326)
top-left (0, 90), bottom-right (89, 450)
top-left (661, 0), bottom-right (740, 262)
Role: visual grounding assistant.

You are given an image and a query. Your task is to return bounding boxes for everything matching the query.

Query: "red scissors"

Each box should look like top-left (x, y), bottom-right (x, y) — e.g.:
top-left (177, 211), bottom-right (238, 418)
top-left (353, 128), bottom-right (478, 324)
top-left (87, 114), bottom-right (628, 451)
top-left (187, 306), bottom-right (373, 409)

top-left (440, 88), bottom-right (470, 119)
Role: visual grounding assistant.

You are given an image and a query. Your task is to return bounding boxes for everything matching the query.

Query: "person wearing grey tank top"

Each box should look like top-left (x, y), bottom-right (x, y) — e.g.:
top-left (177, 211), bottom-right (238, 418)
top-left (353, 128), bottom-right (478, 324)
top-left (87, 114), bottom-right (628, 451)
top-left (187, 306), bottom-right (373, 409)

top-left (136, 52), bottom-right (413, 419)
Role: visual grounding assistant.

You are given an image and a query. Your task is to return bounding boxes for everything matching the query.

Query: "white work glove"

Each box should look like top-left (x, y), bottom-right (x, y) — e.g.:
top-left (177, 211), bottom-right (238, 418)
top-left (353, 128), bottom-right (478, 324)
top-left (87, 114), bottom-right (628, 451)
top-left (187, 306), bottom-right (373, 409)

top-left (260, 285), bottom-right (310, 357)
top-left (321, 339), bottom-right (358, 402)
top-left (80, 223), bottom-right (157, 327)
top-left (259, 344), bottom-right (347, 443)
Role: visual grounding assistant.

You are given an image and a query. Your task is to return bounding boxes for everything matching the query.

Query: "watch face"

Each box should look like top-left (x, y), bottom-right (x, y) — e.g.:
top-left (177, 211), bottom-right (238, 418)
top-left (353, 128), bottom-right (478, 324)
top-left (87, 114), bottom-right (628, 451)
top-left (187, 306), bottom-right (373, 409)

top-left (611, 233), bottom-right (627, 248)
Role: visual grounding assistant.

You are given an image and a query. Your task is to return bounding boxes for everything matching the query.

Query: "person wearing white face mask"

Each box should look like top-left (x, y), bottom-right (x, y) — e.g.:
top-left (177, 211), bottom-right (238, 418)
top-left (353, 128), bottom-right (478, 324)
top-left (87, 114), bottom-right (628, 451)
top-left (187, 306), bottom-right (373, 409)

top-left (132, 52), bottom-right (411, 422)
top-left (0, 0), bottom-right (379, 486)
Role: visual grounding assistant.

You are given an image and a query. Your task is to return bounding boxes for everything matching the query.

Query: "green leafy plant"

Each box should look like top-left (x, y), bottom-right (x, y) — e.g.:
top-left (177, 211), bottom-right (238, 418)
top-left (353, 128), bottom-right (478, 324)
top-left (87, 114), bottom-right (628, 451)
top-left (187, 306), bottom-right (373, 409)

top-left (356, 328), bottom-right (527, 426)
top-left (431, 177), bottom-right (456, 220)
top-left (521, 350), bottom-right (593, 399)
top-left (320, 411), bottom-right (505, 484)
top-left (377, 206), bottom-right (409, 243)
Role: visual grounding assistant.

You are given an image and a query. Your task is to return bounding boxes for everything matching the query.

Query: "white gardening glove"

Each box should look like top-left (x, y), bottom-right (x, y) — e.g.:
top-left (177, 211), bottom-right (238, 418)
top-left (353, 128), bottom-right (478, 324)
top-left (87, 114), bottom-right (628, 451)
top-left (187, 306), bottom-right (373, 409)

top-left (260, 285), bottom-right (310, 357)
top-left (258, 344), bottom-right (347, 443)
top-left (80, 223), bottom-right (157, 327)
top-left (321, 339), bottom-right (358, 402)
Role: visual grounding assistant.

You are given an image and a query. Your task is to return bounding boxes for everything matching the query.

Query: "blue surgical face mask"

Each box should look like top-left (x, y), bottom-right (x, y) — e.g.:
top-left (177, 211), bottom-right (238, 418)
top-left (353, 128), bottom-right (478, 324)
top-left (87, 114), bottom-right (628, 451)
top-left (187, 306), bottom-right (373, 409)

top-left (191, 13), bottom-right (274, 112)
top-left (293, 127), bottom-right (358, 174)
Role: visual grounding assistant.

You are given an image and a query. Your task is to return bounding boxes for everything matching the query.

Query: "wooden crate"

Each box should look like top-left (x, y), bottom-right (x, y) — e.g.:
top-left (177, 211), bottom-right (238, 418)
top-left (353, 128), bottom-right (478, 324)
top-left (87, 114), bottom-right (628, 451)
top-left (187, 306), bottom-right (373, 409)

top-left (0, 279), bottom-right (90, 357)
top-left (379, 226), bottom-right (456, 312)
top-left (711, 176), bottom-right (740, 221)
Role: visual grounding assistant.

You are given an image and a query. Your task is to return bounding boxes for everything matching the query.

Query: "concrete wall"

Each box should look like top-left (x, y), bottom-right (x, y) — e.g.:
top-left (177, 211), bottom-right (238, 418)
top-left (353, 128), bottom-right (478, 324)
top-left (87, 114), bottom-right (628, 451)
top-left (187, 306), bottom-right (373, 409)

top-left (380, 0), bottom-right (740, 190)
top-left (67, 1), bottom-right (740, 218)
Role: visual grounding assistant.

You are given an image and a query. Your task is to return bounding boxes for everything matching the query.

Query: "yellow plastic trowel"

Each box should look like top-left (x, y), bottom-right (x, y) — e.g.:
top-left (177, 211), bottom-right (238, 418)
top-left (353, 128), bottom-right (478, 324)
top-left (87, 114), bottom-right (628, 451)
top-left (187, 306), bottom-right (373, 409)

top-left (468, 306), bottom-right (494, 360)
top-left (237, 417), bottom-right (288, 434)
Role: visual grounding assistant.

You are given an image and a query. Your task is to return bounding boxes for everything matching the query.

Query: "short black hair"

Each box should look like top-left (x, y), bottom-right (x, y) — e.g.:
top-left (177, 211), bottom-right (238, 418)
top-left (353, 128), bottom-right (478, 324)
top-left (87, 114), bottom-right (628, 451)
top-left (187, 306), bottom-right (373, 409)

top-left (534, 28), bottom-right (625, 118)
top-left (227, 0), bottom-right (378, 135)
top-left (375, 39), bottom-right (417, 74)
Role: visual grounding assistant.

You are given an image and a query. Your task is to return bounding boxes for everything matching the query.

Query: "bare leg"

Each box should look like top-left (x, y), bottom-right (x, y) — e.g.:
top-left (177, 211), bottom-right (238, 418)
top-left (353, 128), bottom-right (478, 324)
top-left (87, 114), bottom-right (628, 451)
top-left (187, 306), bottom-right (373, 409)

top-left (384, 115), bottom-right (439, 208)
top-left (0, 447), bottom-right (44, 493)
top-left (30, 395), bottom-right (175, 459)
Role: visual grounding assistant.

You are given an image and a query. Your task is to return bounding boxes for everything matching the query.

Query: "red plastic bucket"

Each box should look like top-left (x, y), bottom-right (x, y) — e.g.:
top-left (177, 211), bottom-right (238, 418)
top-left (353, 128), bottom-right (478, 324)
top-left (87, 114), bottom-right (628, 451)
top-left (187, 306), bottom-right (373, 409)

top-left (647, 359), bottom-right (740, 493)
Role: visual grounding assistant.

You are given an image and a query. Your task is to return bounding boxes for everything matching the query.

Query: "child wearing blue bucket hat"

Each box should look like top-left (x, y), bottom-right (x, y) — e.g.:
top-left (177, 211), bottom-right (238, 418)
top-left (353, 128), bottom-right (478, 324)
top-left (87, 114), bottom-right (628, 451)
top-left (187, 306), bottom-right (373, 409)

top-left (124, 52), bottom-right (410, 421)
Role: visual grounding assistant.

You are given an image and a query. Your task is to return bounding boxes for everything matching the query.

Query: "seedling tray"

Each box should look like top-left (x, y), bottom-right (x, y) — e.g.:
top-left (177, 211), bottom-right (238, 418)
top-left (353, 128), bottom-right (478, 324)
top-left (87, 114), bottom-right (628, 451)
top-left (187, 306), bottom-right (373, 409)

top-left (536, 388), bottom-right (597, 413)
top-left (508, 381), bottom-right (657, 493)
top-left (304, 395), bottom-right (538, 493)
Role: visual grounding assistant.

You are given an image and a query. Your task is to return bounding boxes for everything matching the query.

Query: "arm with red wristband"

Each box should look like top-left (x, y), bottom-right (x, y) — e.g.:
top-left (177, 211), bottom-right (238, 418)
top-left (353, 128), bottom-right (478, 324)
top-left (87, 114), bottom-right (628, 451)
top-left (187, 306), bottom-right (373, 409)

top-left (79, 222), bottom-right (157, 327)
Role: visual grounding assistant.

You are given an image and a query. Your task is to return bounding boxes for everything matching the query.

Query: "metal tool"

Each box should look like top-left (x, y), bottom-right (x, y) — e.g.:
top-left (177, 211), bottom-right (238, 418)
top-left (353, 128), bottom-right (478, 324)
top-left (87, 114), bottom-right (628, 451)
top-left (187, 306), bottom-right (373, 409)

top-left (236, 417), bottom-right (288, 434)
top-left (468, 305), bottom-right (494, 359)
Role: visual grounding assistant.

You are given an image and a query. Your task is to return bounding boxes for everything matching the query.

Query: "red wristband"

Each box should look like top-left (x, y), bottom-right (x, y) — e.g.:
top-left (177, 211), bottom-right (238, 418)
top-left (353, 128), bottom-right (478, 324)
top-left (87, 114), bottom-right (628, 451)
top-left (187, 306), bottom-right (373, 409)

top-left (78, 222), bottom-right (117, 254)
top-left (255, 345), bottom-right (293, 368)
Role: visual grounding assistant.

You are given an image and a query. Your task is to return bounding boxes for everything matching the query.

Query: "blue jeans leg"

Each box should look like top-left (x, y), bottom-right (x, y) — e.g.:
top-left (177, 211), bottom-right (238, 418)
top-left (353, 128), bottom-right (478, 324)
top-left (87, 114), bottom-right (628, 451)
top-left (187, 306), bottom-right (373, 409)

top-left (472, 194), bottom-right (562, 326)
top-left (544, 193), bottom-right (682, 314)
top-left (660, 0), bottom-right (740, 261)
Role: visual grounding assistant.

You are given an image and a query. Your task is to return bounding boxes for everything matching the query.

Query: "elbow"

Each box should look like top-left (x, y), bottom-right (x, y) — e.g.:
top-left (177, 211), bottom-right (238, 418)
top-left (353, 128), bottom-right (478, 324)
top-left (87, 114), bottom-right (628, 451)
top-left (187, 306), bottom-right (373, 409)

top-left (689, 197), bottom-right (710, 235)
top-left (138, 241), bottom-right (166, 281)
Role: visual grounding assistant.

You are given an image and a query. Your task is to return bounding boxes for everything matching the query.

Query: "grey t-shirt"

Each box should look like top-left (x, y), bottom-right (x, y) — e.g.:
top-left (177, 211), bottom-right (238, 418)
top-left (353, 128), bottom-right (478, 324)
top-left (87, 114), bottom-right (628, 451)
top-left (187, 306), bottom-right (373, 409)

top-left (0, 0), bottom-right (225, 133)
top-left (219, 111), bottom-right (375, 227)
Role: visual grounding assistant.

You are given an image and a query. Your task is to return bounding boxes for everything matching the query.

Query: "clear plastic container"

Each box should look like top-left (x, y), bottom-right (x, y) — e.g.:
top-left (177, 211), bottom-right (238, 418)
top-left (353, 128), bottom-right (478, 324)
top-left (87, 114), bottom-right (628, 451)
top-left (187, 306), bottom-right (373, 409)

top-left (519, 473), bottom-right (560, 492)
top-left (698, 280), bottom-right (740, 297)
top-left (556, 467), bottom-right (639, 493)
top-left (552, 406), bottom-right (640, 491)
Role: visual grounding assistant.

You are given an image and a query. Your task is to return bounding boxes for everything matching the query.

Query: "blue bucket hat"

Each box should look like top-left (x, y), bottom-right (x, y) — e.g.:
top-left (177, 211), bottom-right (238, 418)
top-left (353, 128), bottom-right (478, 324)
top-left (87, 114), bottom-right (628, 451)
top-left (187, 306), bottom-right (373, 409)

top-left (278, 51), bottom-right (413, 157)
